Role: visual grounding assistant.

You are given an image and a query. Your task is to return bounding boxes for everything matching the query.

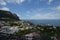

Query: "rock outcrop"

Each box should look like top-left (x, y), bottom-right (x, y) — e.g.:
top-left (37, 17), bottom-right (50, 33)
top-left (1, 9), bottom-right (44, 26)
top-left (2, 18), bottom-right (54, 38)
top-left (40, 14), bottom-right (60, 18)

top-left (0, 10), bottom-right (20, 21)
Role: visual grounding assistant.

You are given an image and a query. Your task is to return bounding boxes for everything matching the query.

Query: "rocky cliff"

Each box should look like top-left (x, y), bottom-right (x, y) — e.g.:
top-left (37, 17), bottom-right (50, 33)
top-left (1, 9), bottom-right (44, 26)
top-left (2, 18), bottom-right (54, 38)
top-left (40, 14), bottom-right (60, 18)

top-left (0, 10), bottom-right (20, 21)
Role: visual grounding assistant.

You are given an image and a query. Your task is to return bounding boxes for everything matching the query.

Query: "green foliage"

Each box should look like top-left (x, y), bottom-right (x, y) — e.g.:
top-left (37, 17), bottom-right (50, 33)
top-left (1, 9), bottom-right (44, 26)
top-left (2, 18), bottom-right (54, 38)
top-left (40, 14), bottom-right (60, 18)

top-left (16, 29), bottom-right (33, 36)
top-left (8, 21), bottom-right (60, 38)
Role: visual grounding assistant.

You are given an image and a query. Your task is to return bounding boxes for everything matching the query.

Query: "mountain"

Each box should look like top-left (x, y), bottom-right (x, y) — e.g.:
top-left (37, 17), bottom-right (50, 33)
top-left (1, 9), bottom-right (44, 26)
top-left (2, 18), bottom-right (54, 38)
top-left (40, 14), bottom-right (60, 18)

top-left (0, 10), bottom-right (20, 21)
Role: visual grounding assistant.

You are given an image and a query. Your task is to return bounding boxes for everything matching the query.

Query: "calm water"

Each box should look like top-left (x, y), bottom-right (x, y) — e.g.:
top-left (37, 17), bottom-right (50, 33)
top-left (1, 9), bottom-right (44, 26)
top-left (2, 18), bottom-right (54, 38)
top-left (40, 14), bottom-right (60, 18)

top-left (26, 20), bottom-right (60, 26)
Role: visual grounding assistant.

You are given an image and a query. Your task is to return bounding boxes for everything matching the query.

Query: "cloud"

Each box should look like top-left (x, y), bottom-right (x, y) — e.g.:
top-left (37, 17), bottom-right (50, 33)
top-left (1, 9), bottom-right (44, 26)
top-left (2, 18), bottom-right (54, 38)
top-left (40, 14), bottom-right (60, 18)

top-left (0, 0), bottom-right (6, 5)
top-left (37, 5), bottom-right (60, 11)
top-left (48, 0), bottom-right (53, 3)
top-left (6, 0), bottom-right (25, 4)
top-left (30, 13), bottom-right (60, 19)
top-left (0, 0), bottom-right (25, 5)
top-left (26, 11), bottom-right (31, 14)
top-left (49, 5), bottom-right (60, 11)
top-left (56, 5), bottom-right (60, 10)
top-left (40, 0), bottom-right (53, 4)
top-left (0, 7), bottom-right (10, 11)
top-left (47, 0), bottom-right (54, 4)
top-left (16, 0), bottom-right (25, 4)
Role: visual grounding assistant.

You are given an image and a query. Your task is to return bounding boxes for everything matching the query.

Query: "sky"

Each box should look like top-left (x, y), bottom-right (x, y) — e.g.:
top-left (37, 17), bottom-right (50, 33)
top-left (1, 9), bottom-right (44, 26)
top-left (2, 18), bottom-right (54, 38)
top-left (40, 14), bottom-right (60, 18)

top-left (0, 0), bottom-right (60, 20)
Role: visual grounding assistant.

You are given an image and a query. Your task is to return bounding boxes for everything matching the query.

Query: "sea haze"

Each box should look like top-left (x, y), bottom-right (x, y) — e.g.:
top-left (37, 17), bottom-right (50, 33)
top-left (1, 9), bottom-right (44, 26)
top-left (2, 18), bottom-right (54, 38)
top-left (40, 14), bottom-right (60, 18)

top-left (25, 20), bottom-right (60, 26)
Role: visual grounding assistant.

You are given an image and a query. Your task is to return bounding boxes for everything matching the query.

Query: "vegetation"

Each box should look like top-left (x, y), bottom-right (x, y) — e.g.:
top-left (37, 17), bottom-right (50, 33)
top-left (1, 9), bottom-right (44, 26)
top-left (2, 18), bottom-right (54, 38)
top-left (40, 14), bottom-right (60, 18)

top-left (16, 29), bottom-right (33, 36)
top-left (5, 20), bottom-right (59, 38)
top-left (14, 21), bottom-right (60, 38)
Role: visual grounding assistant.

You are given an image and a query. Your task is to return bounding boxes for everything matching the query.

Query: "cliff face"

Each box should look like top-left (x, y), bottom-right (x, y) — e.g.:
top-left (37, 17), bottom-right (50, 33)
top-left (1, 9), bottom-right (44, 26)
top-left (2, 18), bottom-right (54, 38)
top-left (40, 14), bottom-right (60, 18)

top-left (0, 10), bottom-right (20, 21)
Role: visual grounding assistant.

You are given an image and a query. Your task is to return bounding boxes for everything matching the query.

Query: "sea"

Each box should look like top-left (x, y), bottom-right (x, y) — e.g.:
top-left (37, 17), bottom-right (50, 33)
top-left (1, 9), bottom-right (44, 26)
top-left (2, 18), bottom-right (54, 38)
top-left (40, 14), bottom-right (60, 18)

top-left (24, 20), bottom-right (60, 26)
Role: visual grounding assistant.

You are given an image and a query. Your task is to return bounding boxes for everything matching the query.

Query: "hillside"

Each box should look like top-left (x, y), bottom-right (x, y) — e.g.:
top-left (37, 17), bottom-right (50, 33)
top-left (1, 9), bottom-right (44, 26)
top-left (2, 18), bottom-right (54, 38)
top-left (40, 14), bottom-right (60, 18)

top-left (0, 10), bottom-right (20, 21)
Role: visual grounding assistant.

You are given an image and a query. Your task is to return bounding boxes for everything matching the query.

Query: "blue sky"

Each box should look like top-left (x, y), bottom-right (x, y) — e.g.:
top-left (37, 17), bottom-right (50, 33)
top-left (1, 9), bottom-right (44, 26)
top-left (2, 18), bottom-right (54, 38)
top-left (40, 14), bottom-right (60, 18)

top-left (0, 0), bottom-right (60, 20)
